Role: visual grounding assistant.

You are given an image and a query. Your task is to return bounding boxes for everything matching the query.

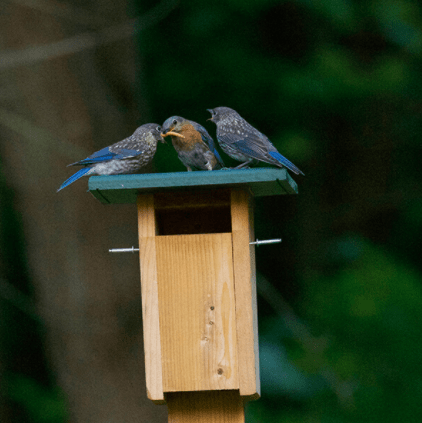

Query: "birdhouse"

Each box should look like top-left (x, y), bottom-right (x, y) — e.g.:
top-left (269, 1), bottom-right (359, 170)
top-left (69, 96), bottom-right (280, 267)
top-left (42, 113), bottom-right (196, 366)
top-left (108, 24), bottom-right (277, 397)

top-left (89, 168), bottom-right (298, 422)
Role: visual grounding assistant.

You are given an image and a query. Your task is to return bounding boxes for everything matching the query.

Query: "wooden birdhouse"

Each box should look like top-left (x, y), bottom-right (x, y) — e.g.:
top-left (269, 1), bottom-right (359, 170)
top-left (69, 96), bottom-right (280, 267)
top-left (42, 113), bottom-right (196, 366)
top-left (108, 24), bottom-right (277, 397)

top-left (89, 168), bottom-right (298, 423)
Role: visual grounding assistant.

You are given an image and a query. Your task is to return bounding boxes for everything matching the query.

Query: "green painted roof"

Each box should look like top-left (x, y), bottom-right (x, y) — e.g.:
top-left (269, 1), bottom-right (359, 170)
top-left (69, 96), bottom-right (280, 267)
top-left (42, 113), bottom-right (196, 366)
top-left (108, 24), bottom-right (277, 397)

top-left (88, 168), bottom-right (299, 204)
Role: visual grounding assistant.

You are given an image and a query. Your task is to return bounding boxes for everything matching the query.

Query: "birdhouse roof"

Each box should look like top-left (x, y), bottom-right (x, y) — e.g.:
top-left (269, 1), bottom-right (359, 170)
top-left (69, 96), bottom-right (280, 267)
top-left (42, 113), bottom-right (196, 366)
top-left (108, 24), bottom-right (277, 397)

top-left (88, 168), bottom-right (298, 204)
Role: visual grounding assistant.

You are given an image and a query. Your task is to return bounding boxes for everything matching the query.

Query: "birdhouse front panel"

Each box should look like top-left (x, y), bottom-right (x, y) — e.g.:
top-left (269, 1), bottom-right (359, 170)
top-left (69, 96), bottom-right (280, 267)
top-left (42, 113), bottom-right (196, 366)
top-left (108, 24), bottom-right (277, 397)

top-left (156, 233), bottom-right (238, 392)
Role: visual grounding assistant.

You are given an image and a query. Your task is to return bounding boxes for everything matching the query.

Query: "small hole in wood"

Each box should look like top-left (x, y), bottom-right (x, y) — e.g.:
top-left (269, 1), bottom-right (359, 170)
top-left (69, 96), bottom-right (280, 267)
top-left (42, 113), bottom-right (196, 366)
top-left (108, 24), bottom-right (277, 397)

top-left (217, 368), bottom-right (223, 375)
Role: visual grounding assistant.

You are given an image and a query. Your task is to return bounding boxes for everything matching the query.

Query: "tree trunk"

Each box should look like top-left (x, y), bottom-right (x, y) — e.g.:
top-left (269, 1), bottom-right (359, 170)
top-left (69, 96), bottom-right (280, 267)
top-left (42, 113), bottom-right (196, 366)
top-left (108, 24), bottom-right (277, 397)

top-left (0, 2), bottom-right (166, 421)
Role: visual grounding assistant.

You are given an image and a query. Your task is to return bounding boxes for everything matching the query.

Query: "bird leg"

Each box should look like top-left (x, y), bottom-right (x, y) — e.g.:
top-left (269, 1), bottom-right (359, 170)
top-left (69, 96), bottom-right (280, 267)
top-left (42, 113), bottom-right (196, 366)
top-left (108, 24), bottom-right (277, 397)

top-left (233, 159), bottom-right (254, 169)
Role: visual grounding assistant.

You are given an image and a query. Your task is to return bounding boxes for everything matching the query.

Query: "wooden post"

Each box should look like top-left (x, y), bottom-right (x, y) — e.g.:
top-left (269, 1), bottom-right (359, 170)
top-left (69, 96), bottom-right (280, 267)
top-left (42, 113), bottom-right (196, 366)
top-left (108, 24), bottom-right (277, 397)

top-left (167, 391), bottom-right (244, 422)
top-left (89, 168), bottom-right (299, 422)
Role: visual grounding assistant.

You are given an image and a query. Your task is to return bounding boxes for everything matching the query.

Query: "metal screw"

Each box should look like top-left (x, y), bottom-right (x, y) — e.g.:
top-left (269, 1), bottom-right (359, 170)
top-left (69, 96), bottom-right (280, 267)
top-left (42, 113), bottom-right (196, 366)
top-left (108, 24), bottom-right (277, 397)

top-left (249, 238), bottom-right (282, 246)
top-left (109, 247), bottom-right (139, 253)
top-left (109, 238), bottom-right (282, 253)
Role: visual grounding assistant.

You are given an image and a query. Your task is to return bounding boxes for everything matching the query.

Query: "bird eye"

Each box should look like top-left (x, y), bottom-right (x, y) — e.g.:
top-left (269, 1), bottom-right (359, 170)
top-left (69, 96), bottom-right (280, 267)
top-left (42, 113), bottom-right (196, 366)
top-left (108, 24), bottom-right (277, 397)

top-left (156, 126), bottom-right (161, 132)
top-left (172, 119), bottom-right (177, 125)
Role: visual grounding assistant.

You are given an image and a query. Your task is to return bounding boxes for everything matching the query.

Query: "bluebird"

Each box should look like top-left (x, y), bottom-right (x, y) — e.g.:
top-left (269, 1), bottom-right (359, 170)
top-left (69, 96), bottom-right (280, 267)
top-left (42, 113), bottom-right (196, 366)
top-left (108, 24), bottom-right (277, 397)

top-left (57, 123), bottom-right (164, 191)
top-left (161, 116), bottom-right (224, 171)
top-left (207, 107), bottom-right (304, 175)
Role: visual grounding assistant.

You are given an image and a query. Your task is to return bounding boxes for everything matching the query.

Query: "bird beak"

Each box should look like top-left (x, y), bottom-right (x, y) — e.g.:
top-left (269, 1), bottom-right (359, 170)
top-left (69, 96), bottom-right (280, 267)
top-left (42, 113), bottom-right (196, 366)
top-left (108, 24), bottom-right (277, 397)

top-left (161, 131), bottom-right (185, 138)
top-left (206, 109), bottom-right (213, 121)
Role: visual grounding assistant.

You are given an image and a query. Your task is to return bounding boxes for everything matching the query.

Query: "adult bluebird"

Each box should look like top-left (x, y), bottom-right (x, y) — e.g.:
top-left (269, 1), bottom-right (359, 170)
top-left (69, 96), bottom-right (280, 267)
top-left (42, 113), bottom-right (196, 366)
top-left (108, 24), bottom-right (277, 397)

top-left (161, 116), bottom-right (224, 171)
top-left (57, 123), bottom-right (164, 191)
top-left (207, 107), bottom-right (304, 175)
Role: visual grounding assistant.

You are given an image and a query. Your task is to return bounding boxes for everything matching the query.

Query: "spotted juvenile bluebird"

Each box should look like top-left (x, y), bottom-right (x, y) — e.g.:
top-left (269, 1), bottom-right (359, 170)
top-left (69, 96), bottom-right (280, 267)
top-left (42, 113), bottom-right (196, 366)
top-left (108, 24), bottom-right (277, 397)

top-left (207, 107), bottom-right (304, 175)
top-left (161, 116), bottom-right (224, 171)
top-left (57, 123), bottom-right (164, 191)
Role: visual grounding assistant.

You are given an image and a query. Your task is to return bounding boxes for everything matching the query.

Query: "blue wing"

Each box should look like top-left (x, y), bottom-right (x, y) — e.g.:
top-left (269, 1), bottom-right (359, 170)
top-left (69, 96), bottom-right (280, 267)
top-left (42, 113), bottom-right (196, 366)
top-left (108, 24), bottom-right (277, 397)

top-left (209, 147), bottom-right (224, 168)
top-left (192, 123), bottom-right (215, 149)
top-left (232, 140), bottom-right (258, 158)
top-left (69, 147), bottom-right (144, 166)
top-left (234, 140), bottom-right (304, 175)
top-left (191, 122), bottom-right (225, 167)
top-left (57, 167), bottom-right (91, 192)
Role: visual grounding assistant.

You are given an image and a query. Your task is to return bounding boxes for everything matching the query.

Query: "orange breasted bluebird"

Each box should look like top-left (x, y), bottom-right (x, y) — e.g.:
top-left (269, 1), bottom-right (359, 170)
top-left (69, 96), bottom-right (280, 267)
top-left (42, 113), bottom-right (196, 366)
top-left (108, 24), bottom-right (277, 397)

top-left (57, 123), bottom-right (164, 191)
top-left (161, 116), bottom-right (224, 171)
top-left (207, 107), bottom-right (304, 175)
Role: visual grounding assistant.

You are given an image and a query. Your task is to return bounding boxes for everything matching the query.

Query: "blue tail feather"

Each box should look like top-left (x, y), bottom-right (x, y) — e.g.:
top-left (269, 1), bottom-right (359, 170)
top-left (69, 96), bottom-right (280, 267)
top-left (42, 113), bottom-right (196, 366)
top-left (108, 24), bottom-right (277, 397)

top-left (57, 167), bottom-right (91, 192)
top-left (269, 151), bottom-right (304, 175)
top-left (213, 148), bottom-right (225, 167)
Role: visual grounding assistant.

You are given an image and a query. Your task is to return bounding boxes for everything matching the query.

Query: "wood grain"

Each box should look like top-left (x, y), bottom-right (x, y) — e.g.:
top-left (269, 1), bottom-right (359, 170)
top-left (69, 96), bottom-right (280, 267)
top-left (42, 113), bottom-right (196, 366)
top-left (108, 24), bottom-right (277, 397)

top-left (230, 189), bottom-right (261, 400)
top-left (137, 194), bottom-right (165, 403)
top-left (156, 233), bottom-right (238, 392)
top-left (167, 390), bottom-right (244, 423)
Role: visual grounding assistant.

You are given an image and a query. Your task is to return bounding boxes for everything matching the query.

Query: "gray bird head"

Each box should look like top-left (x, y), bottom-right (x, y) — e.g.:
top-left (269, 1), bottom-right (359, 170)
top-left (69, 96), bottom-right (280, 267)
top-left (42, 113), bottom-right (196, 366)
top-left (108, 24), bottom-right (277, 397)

top-left (134, 123), bottom-right (166, 143)
top-left (161, 116), bottom-right (189, 138)
top-left (207, 107), bottom-right (239, 123)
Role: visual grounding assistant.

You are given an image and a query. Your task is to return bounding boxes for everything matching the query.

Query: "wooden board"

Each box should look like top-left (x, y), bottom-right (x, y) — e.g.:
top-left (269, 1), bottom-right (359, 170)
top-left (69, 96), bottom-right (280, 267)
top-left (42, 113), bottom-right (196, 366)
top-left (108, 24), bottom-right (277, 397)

top-left (167, 391), bottom-right (244, 423)
top-left (155, 234), bottom-right (238, 392)
top-left (230, 190), bottom-right (260, 400)
top-left (89, 168), bottom-right (298, 204)
top-left (137, 194), bottom-right (165, 403)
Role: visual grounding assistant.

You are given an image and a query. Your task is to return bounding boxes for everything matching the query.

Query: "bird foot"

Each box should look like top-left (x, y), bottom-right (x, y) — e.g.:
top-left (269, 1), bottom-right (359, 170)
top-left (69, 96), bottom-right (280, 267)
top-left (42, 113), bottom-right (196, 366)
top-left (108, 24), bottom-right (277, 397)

top-left (233, 165), bottom-right (251, 170)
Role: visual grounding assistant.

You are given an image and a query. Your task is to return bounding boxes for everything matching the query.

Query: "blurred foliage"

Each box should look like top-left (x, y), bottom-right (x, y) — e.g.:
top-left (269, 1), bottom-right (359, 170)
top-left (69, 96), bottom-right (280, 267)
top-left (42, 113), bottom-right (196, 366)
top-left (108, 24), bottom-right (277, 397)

top-left (250, 239), bottom-right (422, 422)
top-left (6, 375), bottom-right (68, 423)
top-left (135, 0), bottom-right (422, 421)
top-left (1, 160), bottom-right (66, 422)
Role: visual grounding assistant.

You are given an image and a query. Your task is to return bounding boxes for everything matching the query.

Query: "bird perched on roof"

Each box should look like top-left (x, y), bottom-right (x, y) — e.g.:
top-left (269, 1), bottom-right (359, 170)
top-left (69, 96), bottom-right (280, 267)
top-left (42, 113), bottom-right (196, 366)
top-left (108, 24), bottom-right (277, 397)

top-left (161, 116), bottom-right (224, 171)
top-left (207, 107), bottom-right (304, 175)
top-left (57, 123), bottom-right (164, 192)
